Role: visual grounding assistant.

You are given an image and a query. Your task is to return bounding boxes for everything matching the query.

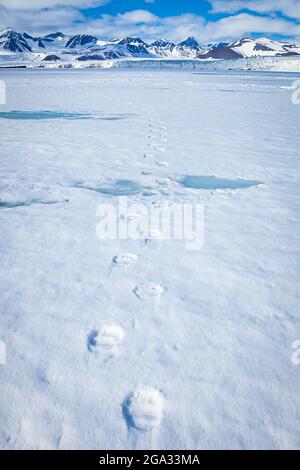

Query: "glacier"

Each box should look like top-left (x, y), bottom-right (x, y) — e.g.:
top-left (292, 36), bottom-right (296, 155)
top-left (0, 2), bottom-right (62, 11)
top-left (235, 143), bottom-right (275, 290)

top-left (1, 55), bottom-right (300, 73)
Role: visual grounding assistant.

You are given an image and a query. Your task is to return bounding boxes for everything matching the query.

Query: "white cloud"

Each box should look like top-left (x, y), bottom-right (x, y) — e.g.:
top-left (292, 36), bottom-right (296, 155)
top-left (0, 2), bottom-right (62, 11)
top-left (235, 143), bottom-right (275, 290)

top-left (0, 6), bottom-right (85, 34)
top-left (71, 12), bottom-right (206, 42)
top-left (0, 0), bottom-right (106, 10)
top-left (204, 12), bottom-right (300, 41)
top-left (116, 10), bottom-right (158, 25)
top-left (65, 10), bottom-right (300, 43)
top-left (0, 2), bottom-right (300, 43)
top-left (210, 0), bottom-right (300, 20)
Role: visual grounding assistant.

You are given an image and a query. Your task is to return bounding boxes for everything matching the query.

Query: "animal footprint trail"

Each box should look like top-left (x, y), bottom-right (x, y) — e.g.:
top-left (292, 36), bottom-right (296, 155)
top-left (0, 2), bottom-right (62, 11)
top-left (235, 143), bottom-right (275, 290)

top-left (82, 94), bottom-right (169, 433)
top-left (124, 385), bottom-right (164, 432)
top-left (155, 161), bottom-right (169, 168)
top-left (133, 282), bottom-right (166, 301)
top-left (87, 323), bottom-right (124, 359)
top-left (112, 252), bottom-right (138, 267)
top-left (144, 110), bottom-right (168, 162)
top-left (140, 228), bottom-right (163, 246)
top-left (120, 212), bottom-right (140, 222)
top-left (108, 252), bottom-right (138, 276)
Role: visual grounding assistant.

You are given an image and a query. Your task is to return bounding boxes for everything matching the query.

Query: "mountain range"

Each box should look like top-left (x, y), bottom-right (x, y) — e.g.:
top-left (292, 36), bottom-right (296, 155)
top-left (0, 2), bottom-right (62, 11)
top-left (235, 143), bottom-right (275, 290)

top-left (1, 28), bottom-right (300, 63)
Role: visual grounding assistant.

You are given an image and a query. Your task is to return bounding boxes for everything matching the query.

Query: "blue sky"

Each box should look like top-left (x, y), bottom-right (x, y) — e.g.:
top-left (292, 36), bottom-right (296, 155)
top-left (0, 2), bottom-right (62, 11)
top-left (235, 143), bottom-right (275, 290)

top-left (83, 1), bottom-right (211, 19)
top-left (0, 1), bottom-right (300, 43)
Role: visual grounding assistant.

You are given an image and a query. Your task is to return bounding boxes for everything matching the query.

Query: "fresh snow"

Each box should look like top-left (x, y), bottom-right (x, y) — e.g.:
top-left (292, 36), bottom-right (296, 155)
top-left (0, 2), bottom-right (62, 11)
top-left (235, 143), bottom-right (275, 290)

top-left (0, 69), bottom-right (299, 450)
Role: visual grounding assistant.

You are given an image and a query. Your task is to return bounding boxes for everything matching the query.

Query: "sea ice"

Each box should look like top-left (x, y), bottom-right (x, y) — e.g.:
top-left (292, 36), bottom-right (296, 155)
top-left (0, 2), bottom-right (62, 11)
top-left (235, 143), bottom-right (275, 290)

top-left (0, 68), bottom-right (299, 450)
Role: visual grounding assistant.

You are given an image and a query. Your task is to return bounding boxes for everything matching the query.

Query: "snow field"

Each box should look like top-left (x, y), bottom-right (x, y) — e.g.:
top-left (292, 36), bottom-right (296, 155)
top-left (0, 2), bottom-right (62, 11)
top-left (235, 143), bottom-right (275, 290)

top-left (0, 69), bottom-right (299, 449)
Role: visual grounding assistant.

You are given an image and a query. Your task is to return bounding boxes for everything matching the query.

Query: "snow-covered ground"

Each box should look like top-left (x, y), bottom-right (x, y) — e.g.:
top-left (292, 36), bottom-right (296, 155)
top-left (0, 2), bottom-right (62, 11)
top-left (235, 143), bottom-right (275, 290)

top-left (0, 69), bottom-right (299, 450)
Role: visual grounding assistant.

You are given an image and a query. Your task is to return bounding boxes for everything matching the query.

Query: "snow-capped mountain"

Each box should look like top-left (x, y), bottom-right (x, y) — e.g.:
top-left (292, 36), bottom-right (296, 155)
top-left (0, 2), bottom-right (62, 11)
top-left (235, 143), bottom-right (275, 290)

top-left (148, 39), bottom-right (176, 57)
top-left (198, 37), bottom-right (300, 59)
top-left (65, 34), bottom-right (97, 49)
top-left (229, 37), bottom-right (300, 57)
top-left (76, 45), bottom-right (129, 61)
top-left (24, 32), bottom-right (69, 51)
top-left (198, 43), bottom-right (242, 60)
top-left (0, 28), bottom-right (300, 65)
top-left (0, 28), bottom-right (32, 53)
top-left (176, 37), bottom-right (204, 57)
top-left (23, 33), bottom-right (46, 49)
top-left (116, 37), bottom-right (151, 56)
top-left (74, 37), bottom-right (152, 62)
top-left (44, 32), bottom-right (66, 41)
top-left (148, 37), bottom-right (205, 58)
top-left (0, 29), bottom-right (70, 54)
